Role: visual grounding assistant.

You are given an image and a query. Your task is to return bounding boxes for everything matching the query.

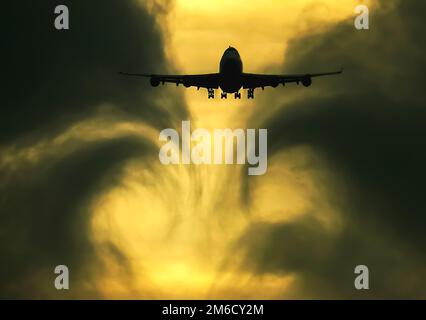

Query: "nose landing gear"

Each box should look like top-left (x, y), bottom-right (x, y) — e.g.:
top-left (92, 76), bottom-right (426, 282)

top-left (234, 92), bottom-right (241, 99)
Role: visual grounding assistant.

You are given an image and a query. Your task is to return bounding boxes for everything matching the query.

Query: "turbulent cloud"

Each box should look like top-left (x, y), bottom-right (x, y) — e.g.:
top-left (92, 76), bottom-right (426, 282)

top-left (2, 0), bottom-right (187, 143)
top-left (0, 0), bottom-right (186, 298)
top-left (2, 0), bottom-right (425, 299)
top-left (239, 0), bottom-right (426, 298)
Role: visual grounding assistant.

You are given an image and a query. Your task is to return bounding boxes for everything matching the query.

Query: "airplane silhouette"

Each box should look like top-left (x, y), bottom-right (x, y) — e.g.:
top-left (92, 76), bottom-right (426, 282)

top-left (120, 46), bottom-right (342, 99)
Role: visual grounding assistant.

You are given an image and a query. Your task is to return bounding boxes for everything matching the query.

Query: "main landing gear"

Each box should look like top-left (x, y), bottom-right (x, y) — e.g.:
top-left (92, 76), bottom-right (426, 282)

top-left (222, 92), bottom-right (241, 99)
top-left (207, 89), bottom-right (250, 99)
top-left (208, 88), bottom-right (215, 99)
top-left (248, 88), bottom-right (255, 99)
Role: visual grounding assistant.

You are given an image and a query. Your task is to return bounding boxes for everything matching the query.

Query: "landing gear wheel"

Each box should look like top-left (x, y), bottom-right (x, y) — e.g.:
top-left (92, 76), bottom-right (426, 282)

top-left (248, 88), bottom-right (254, 99)
top-left (221, 92), bottom-right (228, 99)
top-left (208, 88), bottom-right (215, 99)
top-left (234, 92), bottom-right (241, 99)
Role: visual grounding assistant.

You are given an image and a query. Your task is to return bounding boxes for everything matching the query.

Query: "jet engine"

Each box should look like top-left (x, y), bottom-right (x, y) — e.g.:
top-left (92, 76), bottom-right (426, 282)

top-left (302, 75), bottom-right (312, 87)
top-left (150, 77), bottom-right (160, 87)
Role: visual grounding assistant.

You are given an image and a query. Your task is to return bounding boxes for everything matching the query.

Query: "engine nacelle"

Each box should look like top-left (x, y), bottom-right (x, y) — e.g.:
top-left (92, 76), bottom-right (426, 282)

top-left (183, 77), bottom-right (191, 88)
top-left (150, 77), bottom-right (160, 87)
top-left (302, 76), bottom-right (312, 87)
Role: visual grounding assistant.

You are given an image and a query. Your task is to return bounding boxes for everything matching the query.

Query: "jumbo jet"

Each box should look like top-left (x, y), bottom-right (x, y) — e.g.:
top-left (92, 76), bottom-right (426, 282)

top-left (120, 46), bottom-right (342, 99)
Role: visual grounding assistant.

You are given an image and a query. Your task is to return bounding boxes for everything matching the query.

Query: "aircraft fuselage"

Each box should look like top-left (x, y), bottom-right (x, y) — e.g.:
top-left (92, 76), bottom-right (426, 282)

top-left (219, 47), bottom-right (243, 93)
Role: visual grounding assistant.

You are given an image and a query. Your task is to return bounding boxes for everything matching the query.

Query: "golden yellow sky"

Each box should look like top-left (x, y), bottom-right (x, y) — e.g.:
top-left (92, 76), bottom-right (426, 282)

top-left (167, 0), bottom-right (371, 129)
top-left (89, 0), bottom-right (371, 299)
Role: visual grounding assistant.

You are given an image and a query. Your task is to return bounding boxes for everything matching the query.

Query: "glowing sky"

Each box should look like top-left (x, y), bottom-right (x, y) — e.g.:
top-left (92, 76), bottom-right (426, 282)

top-left (90, 0), bottom-right (369, 299)
top-left (5, 0), bottom-right (425, 300)
top-left (166, 0), bottom-right (371, 129)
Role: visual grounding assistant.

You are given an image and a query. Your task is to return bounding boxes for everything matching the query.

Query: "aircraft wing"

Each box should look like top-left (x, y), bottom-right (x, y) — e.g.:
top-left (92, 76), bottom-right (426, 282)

top-left (241, 69), bottom-right (343, 89)
top-left (119, 72), bottom-right (221, 89)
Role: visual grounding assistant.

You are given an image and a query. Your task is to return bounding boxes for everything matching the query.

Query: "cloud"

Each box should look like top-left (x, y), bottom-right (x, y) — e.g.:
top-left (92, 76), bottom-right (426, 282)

top-left (0, 0), bottom-right (186, 298)
top-left (239, 0), bottom-right (426, 298)
top-left (2, 0), bottom-right (186, 144)
top-left (0, 136), bottom-right (155, 298)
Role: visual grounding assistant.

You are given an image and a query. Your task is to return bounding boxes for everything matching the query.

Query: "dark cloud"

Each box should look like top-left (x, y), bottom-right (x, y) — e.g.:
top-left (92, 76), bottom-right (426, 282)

top-left (2, 0), bottom-right (186, 144)
top-left (240, 0), bottom-right (426, 298)
top-left (0, 137), bottom-right (155, 298)
top-left (0, 0), bottom-right (186, 298)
